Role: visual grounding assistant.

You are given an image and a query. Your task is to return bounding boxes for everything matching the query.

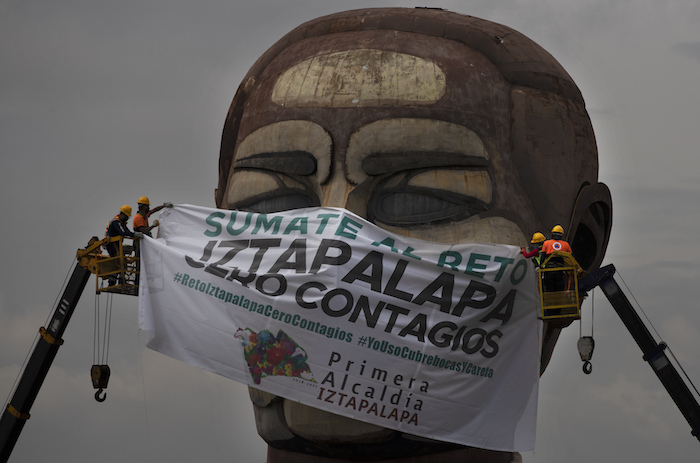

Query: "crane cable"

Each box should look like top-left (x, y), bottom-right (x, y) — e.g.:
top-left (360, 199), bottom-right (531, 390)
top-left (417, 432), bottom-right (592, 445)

top-left (580, 287), bottom-right (595, 338)
top-left (93, 292), bottom-right (113, 366)
top-left (578, 287), bottom-right (595, 374)
top-left (92, 290), bottom-right (113, 402)
top-left (615, 271), bottom-right (700, 399)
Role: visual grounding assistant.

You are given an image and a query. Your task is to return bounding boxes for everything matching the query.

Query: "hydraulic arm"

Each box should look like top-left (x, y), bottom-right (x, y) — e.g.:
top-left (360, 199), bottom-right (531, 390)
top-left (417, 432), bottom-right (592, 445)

top-left (0, 264), bottom-right (91, 462)
top-left (580, 264), bottom-right (700, 442)
top-left (0, 236), bottom-right (139, 462)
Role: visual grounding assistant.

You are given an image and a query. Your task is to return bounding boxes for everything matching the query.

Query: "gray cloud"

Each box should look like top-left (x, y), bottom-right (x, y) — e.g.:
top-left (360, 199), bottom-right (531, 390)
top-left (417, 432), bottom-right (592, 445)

top-left (672, 41), bottom-right (700, 63)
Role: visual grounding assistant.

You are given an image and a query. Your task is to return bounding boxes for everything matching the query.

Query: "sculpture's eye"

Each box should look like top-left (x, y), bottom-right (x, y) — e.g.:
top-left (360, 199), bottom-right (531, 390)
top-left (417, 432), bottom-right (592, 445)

top-left (367, 168), bottom-right (491, 226)
top-left (228, 156), bottom-right (321, 214)
top-left (235, 188), bottom-right (319, 214)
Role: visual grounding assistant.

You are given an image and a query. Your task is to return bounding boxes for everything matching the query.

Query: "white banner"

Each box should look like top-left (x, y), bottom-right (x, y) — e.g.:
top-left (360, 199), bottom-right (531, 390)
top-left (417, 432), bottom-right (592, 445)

top-left (138, 204), bottom-right (540, 451)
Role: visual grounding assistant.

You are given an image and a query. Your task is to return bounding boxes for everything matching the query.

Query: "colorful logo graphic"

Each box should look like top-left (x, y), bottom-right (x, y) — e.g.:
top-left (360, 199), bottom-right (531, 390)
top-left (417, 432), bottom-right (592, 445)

top-left (235, 328), bottom-right (315, 385)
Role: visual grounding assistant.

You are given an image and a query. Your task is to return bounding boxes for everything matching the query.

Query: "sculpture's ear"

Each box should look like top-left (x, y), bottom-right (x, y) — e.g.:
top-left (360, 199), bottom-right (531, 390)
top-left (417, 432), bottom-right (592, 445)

top-left (567, 183), bottom-right (613, 272)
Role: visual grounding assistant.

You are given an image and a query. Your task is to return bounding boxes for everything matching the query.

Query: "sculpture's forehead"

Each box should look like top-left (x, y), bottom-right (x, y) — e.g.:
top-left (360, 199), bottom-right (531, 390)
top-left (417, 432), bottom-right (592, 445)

top-left (272, 49), bottom-right (447, 108)
top-left (237, 30), bottom-right (511, 143)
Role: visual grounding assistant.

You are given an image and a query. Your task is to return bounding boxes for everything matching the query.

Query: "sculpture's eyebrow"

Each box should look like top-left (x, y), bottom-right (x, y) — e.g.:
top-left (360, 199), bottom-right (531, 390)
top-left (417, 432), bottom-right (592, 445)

top-left (362, 152), bottom-right (489, 176)
top-left (234, 151), bottom-right (317, 175)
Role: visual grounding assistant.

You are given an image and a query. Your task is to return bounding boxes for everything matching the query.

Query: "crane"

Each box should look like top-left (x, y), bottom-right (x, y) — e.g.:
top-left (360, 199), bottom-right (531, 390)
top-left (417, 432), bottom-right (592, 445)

top-left (577, 264), bottom-right (700, 442)
top-left (0, 236), bottom-right (139, 462)
top-left (535, 252), bottom-right (700, 441)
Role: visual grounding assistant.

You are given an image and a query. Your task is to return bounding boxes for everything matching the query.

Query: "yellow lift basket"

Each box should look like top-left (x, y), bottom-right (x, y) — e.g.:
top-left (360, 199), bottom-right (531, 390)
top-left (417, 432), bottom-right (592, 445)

top-left (76, 236), bottom-right (140, 296)
top-left (537, 251), bottom-right (583, 320)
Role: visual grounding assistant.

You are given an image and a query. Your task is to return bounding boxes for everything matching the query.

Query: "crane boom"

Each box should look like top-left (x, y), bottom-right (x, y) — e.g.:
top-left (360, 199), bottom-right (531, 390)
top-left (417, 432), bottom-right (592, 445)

top-left (0, 264), bottom-right (91, 462)
top-left (580, 264), bottom-right (700, 441)
top-left (0, 235), bottom-right (139, 462)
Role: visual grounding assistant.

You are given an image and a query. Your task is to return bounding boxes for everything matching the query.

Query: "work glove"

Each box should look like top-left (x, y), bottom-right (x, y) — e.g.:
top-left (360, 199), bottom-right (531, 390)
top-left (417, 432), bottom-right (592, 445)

top-left (134, 232), bottom-right (144, 239)
top-left (163, 202), bottom-right (173, 208)
top-left (153, 220), bottom-right (160, 227)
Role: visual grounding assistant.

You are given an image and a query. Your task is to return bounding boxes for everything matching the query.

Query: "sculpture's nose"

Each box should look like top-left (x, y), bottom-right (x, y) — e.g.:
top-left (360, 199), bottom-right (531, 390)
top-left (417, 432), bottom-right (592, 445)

top-left (320, 162), bottom-right (354, 209)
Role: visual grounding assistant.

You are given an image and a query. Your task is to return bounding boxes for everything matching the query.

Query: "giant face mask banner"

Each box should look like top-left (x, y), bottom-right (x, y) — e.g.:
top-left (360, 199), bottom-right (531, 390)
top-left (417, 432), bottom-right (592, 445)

top-left (138, 204), bottom-right (541, 451)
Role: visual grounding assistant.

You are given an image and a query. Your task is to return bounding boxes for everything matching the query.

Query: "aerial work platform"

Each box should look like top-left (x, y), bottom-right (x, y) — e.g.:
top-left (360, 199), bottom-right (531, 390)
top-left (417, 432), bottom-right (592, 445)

top-left (537, 251), bottom-right (583, 320)
top-left (76, 236), bottom-right (140, 296)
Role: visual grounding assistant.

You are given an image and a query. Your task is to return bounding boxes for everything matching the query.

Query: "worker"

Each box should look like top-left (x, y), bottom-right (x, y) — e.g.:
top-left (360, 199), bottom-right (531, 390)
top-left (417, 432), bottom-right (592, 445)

top-left (541, 225), bottom-right (572, 259)
top-left (521, 232), bottom-right (545, 268)
top-left (104, 205), bottom-right (142, 286)
top-left (105, 205), bottom-right (142, 257)
top-left (133, 196), bottom-right (166, 237)
top-left (540, 225), bottom-right (573, 291)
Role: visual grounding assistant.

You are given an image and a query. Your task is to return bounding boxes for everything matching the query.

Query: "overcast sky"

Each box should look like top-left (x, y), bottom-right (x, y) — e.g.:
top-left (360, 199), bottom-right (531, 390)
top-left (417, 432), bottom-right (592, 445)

top-left (2, 1), bottom-right (700, 462)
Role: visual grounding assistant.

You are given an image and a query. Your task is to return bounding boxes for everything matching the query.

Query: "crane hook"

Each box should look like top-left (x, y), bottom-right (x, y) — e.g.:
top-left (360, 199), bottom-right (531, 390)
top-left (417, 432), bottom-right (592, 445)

top-left (94, 388), bottom-right (107, 402)
top-left (582, 361), bottom-right (593, 375)
top-left (91, 365), bottom-right (110, 402)
top-left (577, 336), bottom-right (595, 375)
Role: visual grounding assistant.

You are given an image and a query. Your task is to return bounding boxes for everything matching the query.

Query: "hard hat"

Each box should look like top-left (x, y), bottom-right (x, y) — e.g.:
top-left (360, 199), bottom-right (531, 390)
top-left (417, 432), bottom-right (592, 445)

top-left (137, 196), bottom-right (150, 205)
top-left (531, 232), bottom-right (545, 244)
top-left (551, 225), bottom-right (564, 234)
top-left (120, 205), bottom-right (132, 217)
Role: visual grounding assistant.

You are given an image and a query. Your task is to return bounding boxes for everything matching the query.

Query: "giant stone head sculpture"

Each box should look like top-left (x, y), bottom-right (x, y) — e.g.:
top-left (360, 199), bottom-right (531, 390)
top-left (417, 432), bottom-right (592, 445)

top-left (215, 7), bottom-right (612, 462)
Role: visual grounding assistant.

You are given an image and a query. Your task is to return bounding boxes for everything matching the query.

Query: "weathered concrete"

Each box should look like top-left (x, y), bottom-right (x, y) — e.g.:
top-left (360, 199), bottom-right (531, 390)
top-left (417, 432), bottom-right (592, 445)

top-left (216, 7), bottom-right (612, 461)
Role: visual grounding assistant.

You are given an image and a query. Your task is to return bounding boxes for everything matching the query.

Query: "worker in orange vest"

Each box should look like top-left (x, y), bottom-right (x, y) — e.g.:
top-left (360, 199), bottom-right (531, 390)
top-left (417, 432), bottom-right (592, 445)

top-left (133, 196), bottom-right (166, 237)
top-left (540, 225), bottom-right (573, 292)
top-left (541, 225), bottom-right (572, 257)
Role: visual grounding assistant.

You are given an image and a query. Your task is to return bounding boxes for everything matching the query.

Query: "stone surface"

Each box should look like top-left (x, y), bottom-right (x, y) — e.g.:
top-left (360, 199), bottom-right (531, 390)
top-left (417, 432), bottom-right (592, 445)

top-left (215, 7), bottom-right (612, 461)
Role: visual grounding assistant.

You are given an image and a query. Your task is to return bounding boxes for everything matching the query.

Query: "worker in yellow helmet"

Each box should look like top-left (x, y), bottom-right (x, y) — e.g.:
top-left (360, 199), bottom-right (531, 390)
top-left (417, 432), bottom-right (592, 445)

top-left (542, 225), bottom-right (572, 257)
top-left (540, 225), bottom-right (573, 292)
top-left (133, 196), bottom-right (167, 237)
top-left (521, 232), bottom-right (545, 267)
top-left (105, 204), bottom-right (140, 257)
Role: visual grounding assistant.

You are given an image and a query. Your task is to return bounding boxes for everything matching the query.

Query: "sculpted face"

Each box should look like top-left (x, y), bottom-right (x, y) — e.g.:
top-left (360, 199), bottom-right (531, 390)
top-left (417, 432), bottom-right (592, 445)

top-left (216, 8), bottom-right (612, 461)
top-left (223, 35), bottom-right (531, 248)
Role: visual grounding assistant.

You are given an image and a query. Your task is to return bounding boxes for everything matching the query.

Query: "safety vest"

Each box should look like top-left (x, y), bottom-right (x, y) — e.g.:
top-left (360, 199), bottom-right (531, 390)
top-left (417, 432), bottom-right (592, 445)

top-left (533, 255), bottom-right (541, 268)
top-left (105, 215), bottom-right (121, 239)
top-left (542, 239), bottom-right (572, 254)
